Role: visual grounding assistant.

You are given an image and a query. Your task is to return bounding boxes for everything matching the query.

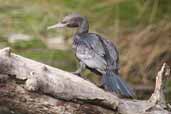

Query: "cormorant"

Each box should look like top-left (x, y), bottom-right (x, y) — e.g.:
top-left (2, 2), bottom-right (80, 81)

top-left (47, 13), bottom-right (134, 98)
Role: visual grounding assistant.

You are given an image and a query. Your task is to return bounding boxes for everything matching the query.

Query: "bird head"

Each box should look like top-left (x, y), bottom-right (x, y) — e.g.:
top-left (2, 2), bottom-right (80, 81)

top-left (47, 13), bottom-right (85, 30)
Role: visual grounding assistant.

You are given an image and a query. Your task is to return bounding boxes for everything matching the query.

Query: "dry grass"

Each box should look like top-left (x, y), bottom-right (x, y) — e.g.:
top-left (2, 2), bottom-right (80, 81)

top-left (117, 21), bottom-right (171, 85)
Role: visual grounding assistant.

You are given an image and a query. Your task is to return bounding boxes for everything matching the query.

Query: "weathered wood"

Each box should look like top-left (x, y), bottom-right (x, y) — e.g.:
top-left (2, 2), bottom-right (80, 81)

top-left (0, 47), bottom-right (170, 114)
top-left (149, 63), bottom-right (170, 108)
top-left (0, 80), bottom-right (115, 114)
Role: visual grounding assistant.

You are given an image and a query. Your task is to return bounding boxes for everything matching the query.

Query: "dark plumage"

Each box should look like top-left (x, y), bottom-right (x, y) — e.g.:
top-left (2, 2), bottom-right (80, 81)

top-left (48, 13), bottom-right (134, 98)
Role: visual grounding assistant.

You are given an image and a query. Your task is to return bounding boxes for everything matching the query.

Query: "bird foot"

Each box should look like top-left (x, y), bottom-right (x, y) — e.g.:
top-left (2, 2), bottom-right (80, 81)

top-left (99, 84), bottom-right (105, 89)
top-left (71, 72), bottom-right (82, 77)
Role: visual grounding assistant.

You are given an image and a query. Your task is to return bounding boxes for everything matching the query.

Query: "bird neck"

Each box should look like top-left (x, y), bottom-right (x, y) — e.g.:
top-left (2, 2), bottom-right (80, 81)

top-left (77, 17), bottom-right (89, 34)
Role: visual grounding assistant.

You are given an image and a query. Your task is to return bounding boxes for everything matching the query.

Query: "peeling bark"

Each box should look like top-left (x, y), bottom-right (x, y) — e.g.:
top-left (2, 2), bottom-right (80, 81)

top-left (0, 47), bottom-right (170, 114)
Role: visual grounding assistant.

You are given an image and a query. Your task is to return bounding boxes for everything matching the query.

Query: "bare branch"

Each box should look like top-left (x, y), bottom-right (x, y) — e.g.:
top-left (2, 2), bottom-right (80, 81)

top-left (149, 63), bottom-right (170, 108)
top-left (0, 47), bottom-right (170, 114)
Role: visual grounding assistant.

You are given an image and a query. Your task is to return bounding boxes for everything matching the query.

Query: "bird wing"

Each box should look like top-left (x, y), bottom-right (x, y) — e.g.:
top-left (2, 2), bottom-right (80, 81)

top-left (75, 33), bottom-right (119, 72)
top-left (83, 33), bottom-right (119, 70)
top-left (101, 38), bottom-right (119, 70)
top-left (76, 44), bottom-right (106, 73)
top-left (75, 33), bottom-right (106, 73)
top-left (82, 33), bottom-right (105, 57)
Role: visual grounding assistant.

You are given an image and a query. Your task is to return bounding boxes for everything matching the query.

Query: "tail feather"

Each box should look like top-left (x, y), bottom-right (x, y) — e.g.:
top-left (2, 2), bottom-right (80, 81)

top-left (102, 70), bottom-right (134, 98)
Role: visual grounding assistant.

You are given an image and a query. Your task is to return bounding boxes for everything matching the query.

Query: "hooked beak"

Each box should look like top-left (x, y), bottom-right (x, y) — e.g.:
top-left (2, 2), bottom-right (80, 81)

top-left (47, 22), bottom-right (67, 30)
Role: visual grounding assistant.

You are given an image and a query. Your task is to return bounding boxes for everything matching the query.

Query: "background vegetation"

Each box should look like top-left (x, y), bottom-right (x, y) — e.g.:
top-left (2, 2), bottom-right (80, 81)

top-left (0, 0), bottom-right (171, 109)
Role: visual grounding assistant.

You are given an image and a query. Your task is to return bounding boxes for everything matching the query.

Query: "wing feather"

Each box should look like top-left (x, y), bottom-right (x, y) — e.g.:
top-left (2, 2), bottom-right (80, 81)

top-left (74, 33), bottom-right (119, 72)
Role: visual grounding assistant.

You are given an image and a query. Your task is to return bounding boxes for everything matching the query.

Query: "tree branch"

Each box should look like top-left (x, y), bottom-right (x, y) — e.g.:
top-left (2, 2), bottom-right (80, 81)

top-left (0, 47), bottom-right (170, 114)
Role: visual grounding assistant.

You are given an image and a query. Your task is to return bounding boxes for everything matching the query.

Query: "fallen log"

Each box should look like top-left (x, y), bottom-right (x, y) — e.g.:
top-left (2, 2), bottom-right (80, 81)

top-left (0, 47), bottom-right (170, 114)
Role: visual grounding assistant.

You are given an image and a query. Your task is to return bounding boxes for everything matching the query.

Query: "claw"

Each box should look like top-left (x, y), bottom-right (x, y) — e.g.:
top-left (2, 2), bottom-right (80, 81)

top-left (72, 72), bottom-right (82, 77)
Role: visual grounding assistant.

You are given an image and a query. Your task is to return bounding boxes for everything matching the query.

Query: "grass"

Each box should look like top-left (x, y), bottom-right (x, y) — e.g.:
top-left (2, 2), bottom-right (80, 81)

top-left (17, 49), bottom-right (77, 71)
top-left (10, 38), bottom-right (46, 49)
top-left (1, 0), bottom-right (171, 37)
